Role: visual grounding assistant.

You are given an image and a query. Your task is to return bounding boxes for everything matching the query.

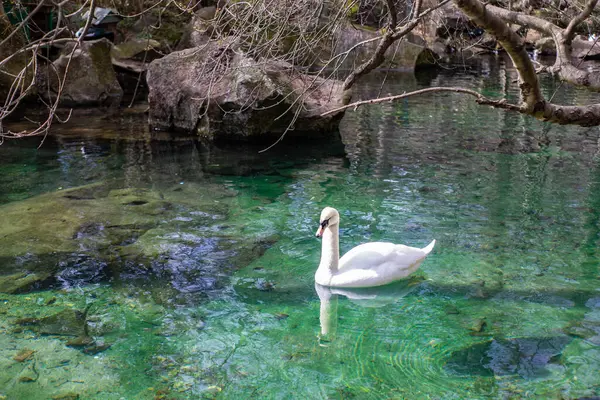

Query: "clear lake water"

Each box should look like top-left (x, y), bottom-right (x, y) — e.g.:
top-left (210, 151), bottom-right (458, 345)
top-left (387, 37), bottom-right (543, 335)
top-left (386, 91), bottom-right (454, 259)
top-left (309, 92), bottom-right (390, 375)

top-left (1, 59), bottom-right (600, 399)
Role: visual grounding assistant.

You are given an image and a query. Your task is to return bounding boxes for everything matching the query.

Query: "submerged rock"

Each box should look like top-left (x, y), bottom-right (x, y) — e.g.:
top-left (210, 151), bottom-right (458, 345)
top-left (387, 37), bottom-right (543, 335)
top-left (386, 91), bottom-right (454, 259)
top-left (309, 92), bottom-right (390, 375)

top-left (66, 335), bottom-right (95, 348)
top-left (17, 308), bottom-right (88, 337)
top-left (13, 348), bottom-right (35, 362)
top-left (51, 393), bottom-right (80, 400)
top-left (0, 183), bottom-right (166, 261)
top-left (445, 336), bottom-right (571, 378)
top-left (147, 38), bottom-right (349, 140)
top-left (0, 271), bottom-right (53, 294)
top-left (82, 342), bottom-right (112, 355)
top-left (1, 180), bottom-right (277, 300)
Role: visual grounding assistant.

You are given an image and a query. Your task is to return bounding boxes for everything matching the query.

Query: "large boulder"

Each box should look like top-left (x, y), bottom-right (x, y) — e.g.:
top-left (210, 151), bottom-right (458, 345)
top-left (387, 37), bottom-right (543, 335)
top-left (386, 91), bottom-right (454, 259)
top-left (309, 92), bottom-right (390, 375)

top-left (330, 24), bottom-right (437, 70)
top-left (39, 38), bottom-right (123, 107)
top-left (146, 38), bottom-right (349, 141)
top-left (572, 35), bottom-right (600, 59)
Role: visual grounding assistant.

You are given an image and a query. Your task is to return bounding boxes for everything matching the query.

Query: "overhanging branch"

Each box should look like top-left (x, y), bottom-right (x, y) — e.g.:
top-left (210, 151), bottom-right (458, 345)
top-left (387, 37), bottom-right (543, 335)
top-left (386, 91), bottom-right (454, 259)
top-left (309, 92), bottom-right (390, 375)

top-left (455, 0), bottom-right (542, 111)
top-left (320, 87), bottom-right (521, 116)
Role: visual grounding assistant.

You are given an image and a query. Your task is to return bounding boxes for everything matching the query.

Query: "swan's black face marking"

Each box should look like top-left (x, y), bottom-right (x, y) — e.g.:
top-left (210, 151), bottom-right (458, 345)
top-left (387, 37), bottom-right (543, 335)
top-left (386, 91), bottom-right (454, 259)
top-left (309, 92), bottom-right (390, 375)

top-left (316, 218), bottom-right (330, 238)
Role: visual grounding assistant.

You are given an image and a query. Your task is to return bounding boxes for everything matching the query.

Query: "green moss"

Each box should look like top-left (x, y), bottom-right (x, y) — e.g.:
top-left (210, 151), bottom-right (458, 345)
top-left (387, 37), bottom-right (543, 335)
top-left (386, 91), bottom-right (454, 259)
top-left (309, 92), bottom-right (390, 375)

top-left (87, 40), bottom-right (118, 86)
top-left (0, 272), bottom-right (53, 294)
top-left (346, 0), bottom-right (359, 19)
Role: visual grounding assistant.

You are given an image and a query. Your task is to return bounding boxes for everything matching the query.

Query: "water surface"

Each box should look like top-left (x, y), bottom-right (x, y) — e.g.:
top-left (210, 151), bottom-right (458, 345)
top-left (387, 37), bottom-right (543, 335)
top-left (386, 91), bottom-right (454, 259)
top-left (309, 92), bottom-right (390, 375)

top-left (1, 59), bottom-right (600, 399)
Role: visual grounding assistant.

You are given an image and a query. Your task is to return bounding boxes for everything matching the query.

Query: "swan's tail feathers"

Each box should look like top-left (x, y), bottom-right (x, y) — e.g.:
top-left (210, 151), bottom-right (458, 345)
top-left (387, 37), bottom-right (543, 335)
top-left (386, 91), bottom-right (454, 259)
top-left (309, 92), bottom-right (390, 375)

top-left (422, 239), bottom-right (436, 255)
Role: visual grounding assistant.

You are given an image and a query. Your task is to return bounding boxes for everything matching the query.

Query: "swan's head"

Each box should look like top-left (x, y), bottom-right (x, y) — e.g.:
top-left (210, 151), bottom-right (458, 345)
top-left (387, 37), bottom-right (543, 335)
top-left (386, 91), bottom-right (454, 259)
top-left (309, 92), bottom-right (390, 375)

top-left (316, 207), bottom-right (340, 238)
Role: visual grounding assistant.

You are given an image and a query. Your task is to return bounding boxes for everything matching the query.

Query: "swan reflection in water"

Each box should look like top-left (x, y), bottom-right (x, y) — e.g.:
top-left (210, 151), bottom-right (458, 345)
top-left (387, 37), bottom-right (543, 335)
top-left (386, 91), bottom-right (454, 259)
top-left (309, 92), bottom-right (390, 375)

top-left (314, 279), bottom-right (419, 346)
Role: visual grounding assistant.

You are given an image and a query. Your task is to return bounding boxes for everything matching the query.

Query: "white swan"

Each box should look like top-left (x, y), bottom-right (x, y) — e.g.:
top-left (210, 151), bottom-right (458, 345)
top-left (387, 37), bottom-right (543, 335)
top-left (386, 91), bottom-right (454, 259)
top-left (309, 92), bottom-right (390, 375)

top-left (315, 207), bottom-right (435, 288)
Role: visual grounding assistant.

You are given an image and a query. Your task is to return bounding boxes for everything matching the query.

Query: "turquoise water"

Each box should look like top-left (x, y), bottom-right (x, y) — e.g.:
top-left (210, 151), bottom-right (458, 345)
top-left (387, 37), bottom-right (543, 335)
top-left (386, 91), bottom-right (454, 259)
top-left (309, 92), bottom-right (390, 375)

top-left (1, 62), bottom-right (600, 399)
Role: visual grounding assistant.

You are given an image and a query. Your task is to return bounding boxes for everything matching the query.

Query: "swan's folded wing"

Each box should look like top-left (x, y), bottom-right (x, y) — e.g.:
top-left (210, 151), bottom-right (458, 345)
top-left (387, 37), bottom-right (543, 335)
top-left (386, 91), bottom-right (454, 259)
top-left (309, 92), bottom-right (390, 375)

top-left (338, 242), bottom-right (427, 272)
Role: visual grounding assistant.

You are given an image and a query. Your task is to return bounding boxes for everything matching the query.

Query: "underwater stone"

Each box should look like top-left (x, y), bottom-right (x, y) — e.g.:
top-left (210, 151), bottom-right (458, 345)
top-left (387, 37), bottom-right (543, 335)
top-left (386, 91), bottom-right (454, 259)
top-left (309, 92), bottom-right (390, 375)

top-left (82, 342), bottom-right (112, 355)
top-left (586, 297), bottom-right (600, 309)
top-left (13, 349), bottom-right (35, 362)
top-left (226, 234), bottom-right (280, 269)
top-left (0, 272), bottom-right (53, 294)
top-left (61, 182), bottom-right (111, 200)
top-left (444, 304), bottom-right (460, 315)
top-left (17, 308), bottom-right (87, 337)
top-left (564, 324), bottom-right (597, 340)
top-left (51, 393), bottom-right (80, 400)
top-left (468, 318), bottom-right (487, 334)
top-left (254, 279), bottom-right (276, 292)
top-left (446, 336), bottom-right (572, 378)
top-left (66, 336), bottom-right (95, 348)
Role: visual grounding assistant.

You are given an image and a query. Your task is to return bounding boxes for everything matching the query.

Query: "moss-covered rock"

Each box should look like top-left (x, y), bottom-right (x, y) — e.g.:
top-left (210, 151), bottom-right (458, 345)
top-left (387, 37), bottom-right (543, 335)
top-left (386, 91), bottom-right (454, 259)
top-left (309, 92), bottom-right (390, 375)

top-left (0, 272), bottom-right (54, 294)
top-left (0, 183), bottom-right (162, 259)
top-left (16, 308), bottom-right (87, 337)
top-left (37, 38), bottom-right (123, 107)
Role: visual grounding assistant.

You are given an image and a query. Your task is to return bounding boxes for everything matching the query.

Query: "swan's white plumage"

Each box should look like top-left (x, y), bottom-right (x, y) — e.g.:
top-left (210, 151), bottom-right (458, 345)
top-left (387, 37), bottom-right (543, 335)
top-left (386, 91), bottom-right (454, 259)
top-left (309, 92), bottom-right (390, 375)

top-left (315, 207), bottom-right (435, 288)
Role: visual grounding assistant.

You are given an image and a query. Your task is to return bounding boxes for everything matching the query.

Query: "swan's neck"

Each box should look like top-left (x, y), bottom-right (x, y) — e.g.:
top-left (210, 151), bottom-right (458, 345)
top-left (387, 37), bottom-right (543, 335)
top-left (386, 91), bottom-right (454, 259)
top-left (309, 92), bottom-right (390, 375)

top-left (318, 225), bottom-right (339, 275)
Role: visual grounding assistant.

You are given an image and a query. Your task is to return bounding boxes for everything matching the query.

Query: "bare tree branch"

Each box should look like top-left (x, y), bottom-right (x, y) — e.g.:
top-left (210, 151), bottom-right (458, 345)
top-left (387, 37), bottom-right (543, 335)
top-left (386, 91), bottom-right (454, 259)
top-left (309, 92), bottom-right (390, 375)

top-left (343, 0), bottom-right (451, 91)
top-left (455, 0), bottom-right (543, 112)
top-left (321, 86), bottom-right (522, 116)
top-left (564, 0), bottom-right (598, 43)
top-left (483, 0), bottom-right (600, 89)
top-left (342, 0), bottom-right (398, 91)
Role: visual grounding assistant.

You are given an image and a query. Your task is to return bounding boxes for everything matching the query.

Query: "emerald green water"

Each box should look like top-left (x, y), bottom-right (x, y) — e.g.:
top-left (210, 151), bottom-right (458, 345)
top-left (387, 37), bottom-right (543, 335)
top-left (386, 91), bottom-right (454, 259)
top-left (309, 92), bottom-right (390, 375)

top-left (1, 63), bottom-right (600, 399)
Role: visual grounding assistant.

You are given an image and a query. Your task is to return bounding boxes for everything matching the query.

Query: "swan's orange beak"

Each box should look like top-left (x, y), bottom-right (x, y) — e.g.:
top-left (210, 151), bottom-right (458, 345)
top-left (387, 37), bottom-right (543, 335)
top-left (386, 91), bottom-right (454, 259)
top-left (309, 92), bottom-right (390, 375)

top-left (316, 225), bottom-right (324, 238)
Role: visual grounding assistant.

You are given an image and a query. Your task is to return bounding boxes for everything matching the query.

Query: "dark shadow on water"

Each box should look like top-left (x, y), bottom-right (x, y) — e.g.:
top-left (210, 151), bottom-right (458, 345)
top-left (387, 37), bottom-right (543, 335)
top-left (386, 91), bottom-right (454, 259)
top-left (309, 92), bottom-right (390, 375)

top-left (2, 131), bottom-right (348, 178)
top-left (445, 335), bottom-right (571, 378)
top-left (197, 138), bottom-right (348, 176)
